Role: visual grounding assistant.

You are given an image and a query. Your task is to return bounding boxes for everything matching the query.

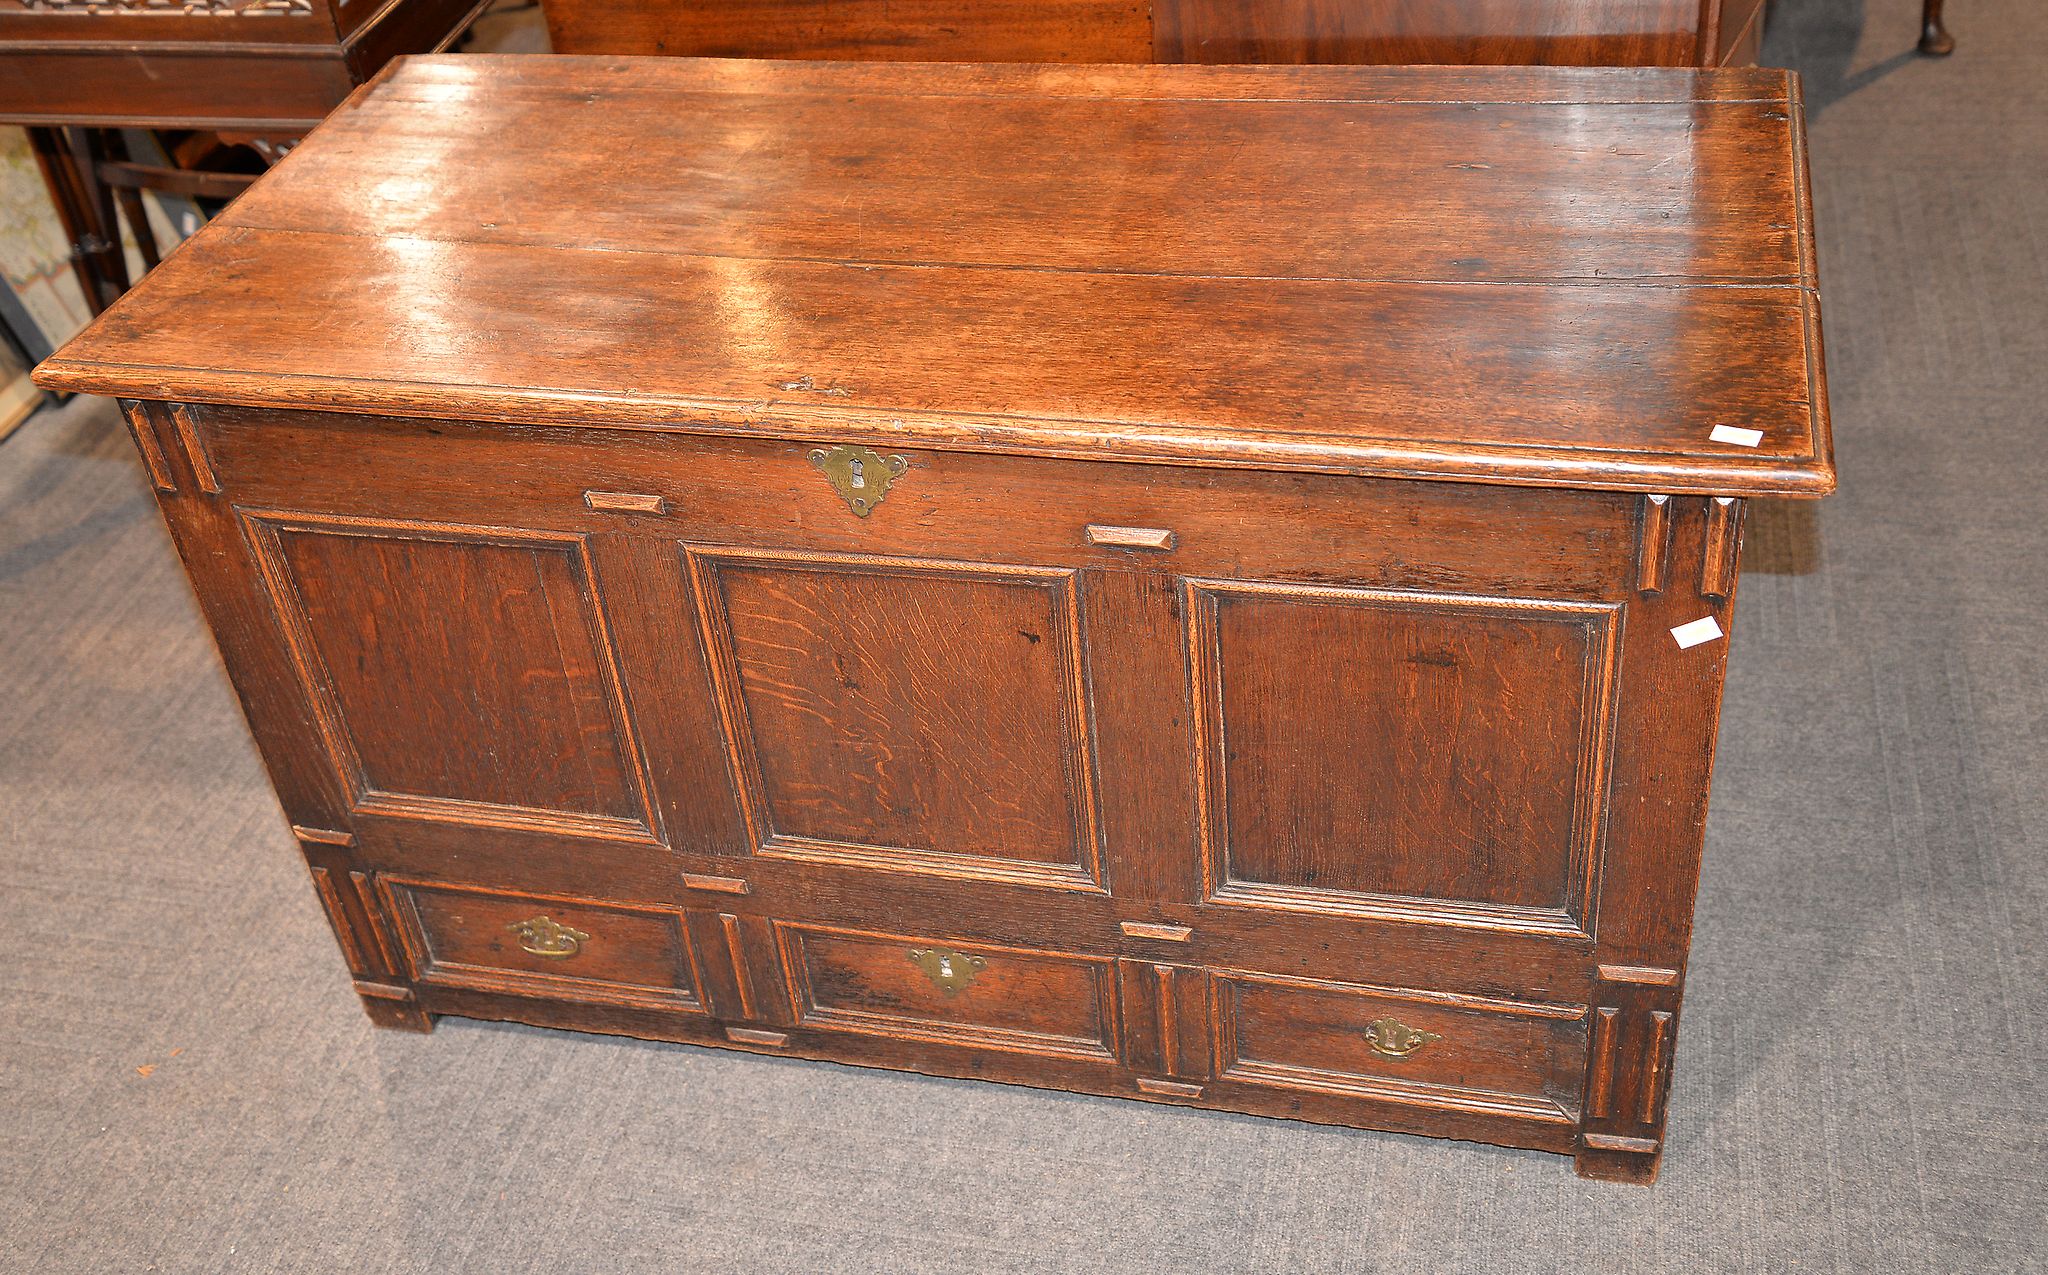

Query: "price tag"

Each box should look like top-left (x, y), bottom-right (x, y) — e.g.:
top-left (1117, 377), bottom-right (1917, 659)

top-left (1670, 616), bottom-right (1725, 649)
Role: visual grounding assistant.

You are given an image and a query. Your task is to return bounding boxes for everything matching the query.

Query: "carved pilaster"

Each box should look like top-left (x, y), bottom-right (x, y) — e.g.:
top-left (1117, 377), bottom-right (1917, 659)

top-left (1118, 959), bottom-right (1210, 1098)
top-left (1576, 964), bottom-right (1682, 1183)
top-left (166, 403), bottom-right (221, 494)
top-left (1700, 496), bottom-right (1745, 599)
top-left (117, 399), bottom-right (177, 493)
top-left (686, 909), bottom-right (791, 1027)
top-left (1635, 494), bottom-right (1672, 594)
top-left (294, 827), bottom-right (430, 1031)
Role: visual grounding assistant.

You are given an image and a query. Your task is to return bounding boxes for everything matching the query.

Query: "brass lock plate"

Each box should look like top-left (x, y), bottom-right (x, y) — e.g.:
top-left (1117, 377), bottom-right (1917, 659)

top-left (809, 443), bottom-right (909, 517)
top-left (908, 946), bottom-right (986, 994)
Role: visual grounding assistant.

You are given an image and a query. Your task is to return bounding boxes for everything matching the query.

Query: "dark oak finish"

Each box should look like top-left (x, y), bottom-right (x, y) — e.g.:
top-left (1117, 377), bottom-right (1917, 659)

top-left (37, 57), bottom-right (1835, 1184)
top-left (545, 0), bottom-right (1770, 66)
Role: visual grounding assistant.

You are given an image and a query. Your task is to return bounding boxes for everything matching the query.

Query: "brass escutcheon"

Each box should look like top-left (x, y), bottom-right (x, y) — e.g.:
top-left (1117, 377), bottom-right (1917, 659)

top-left (808, 443), bottom-right (909, 517)
top-left (908, 947), bottom-right (986, 994)
top-left (1362, 1017), bottom-right (1441, 1058)
top-left (507, 914), bottom-right (589, 958)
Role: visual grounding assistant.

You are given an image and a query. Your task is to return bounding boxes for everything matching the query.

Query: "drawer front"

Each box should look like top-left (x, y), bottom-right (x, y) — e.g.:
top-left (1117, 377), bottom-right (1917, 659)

top-left (384, 877), bottom-right (703, 1012)
top-left (776, 923), bottom-right (1118, 1062)
top-left (1213, 971), bottom-right (1587, 1124)
top-left (196, 406), bottom-right (1640, 597)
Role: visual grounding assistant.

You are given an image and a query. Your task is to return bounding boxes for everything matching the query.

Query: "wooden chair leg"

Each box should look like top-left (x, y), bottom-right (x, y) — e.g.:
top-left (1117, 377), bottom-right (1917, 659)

top-left (65, 128), bottom-right (132, 308)
top-left (1919, 0), bottom-right (1955, 55)
top-left (114, 186), bottom-right (162, 272)
top-left (99, 131), bottom-right (162, 274)
top-left (25, 126), bottom-right (127, 315)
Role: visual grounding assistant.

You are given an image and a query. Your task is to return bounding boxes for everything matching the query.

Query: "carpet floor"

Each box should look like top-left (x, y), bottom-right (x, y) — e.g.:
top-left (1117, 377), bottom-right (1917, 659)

top-left (2, 1), bottom-right (2043, 1270)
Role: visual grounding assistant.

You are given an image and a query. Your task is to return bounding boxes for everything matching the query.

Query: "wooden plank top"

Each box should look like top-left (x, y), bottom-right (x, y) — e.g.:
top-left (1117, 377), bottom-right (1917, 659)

top-left (35, 55), bottom-right (1834, 496)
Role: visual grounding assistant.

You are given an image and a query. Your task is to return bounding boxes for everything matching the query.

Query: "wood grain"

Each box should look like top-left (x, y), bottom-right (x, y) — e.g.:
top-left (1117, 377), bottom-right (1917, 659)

top-left (544, 0), bottom-right (1151, 62)
top-left (541, 0), bottom-right (1760, 68)
top-left (36, 56), bottom-right (1832, 498)
top-left (48, 58), bottom-right (1836, 1183)
top-left (1157, 0), bottom-right (1704, 65)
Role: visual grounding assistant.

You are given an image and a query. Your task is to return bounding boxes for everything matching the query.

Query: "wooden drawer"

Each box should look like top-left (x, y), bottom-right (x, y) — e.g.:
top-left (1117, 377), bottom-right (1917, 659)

top-left (775, 922), bottom-right (1119, 1062)
top-left (383, 877), bottom-right (704, 1013)
top-left (195, 405), bottom-right (1641, 598)
top-left (1213, 971), bottom-right (1587, 1125)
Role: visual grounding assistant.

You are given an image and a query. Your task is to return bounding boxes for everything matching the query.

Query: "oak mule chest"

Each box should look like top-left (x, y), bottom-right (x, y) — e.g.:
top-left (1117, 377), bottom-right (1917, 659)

top-left (35, 56), bottom-right (1835, 1183)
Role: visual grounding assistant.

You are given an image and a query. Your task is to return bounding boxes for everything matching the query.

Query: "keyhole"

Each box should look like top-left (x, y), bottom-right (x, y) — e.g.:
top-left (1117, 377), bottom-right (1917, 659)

top-left (849, 457), bottom-right (865, 489)
top-left (937, 956), bottom-right (954, 978)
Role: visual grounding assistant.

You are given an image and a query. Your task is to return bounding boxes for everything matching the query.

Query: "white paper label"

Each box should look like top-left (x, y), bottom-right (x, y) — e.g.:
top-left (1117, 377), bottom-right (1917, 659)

top-left (1709, 425), bottom-right (1764, 447)
top-left (1670, 616), bottom-right (1725, 649)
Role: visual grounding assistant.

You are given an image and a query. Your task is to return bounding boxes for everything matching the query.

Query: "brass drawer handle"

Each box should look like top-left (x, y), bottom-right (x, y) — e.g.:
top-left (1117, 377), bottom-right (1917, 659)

top-left (1362, 1017), bottom-right (1441, 1058)
top-left (507, 915), bottom-right (589, 958)
top-left (1085, 524), bottom-right (1176, 551)
top-left (908, 947), bottom-right (986, 994)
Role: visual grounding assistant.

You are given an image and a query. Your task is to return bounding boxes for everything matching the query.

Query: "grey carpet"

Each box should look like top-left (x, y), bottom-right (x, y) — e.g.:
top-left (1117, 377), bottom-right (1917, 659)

top-left (3, 2), bottom-right (2044, 1270)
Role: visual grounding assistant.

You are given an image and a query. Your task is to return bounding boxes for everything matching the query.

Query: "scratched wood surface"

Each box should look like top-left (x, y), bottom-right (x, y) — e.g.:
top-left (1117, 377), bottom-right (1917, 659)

top-left (37, 55), bottom-right (1832, 497)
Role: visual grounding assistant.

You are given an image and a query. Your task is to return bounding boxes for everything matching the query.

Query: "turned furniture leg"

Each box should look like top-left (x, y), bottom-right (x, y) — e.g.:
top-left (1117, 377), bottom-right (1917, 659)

top-left (1919, 0), bottom-right (1954, 54)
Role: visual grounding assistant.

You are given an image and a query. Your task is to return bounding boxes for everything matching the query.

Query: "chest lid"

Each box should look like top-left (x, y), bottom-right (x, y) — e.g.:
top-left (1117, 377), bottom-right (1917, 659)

top-left (35, 55), bottom-right (1832, 497)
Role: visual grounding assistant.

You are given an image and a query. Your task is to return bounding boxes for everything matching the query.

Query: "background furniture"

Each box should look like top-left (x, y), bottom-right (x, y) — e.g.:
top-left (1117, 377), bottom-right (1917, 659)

top-left (1920, 0), bottom-right (1953, 52)
top-left (543, 0), bottom-right (1775, 66)
top-left (0, 0), bottom-right (489, 313)
top-left (36, 54), bottom-right (1834, 1183)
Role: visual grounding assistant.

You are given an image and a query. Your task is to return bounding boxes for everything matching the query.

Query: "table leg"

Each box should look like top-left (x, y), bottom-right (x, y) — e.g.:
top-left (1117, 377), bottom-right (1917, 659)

top-left (1919, 0), bottom-right (1955, 54)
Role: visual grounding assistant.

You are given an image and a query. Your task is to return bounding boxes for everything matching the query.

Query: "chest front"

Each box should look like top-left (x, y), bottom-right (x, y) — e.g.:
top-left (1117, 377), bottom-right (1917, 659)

top-left (43, 55), bottom-right (1833, 1184)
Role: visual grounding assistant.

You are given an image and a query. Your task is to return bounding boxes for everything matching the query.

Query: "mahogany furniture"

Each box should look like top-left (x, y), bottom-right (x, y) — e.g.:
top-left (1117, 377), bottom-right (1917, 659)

top-left (35, 55), bottom-right (1836, 1183)
top-left (542, 0), bottom-right (1775, 67)
top-left (1920, 0), bottom-right (1953, 55)
top-left (0, 0), bottom-right (487, 312)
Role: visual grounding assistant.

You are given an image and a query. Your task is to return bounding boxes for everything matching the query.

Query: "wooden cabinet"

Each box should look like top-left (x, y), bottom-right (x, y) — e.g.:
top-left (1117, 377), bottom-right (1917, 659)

top-left (0, 0), bottom-right (485, 129)
top-left (0, 0), bottom-right (488, 315)
top-left (543, 0), bottom-right (1771, 67)
top-left (35, 56), bottom-right (1834, 1183)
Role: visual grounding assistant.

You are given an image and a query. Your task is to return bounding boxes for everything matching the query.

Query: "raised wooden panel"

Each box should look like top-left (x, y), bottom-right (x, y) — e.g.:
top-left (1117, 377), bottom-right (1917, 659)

top-left (243, 513), bottom-right (661, 843)
top-left (384, 877), bottom-right (703, 1012)
top-left (543, 0), bottom-right (1153, 61)
top-left (1213, 970), bottom-right (1585, 1122)
top-left (776, 922), bottom-right (1117, 1061)
top-left (1189, 580), bottom-right (1620, 935)
top-left (691, 548), bottom-right (1104, 891)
